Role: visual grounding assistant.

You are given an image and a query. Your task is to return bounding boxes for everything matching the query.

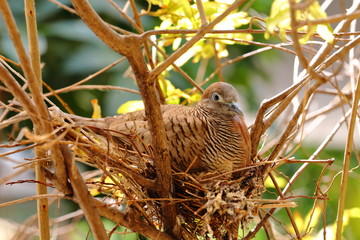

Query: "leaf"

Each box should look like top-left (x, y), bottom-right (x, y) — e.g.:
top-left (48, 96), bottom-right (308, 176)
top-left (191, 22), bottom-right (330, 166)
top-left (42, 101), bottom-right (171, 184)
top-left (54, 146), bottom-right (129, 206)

top-left (145, 0), bottom-right (253, 63)
top-left (159, 79), bottom-right (194, 104)
top-left (304, 205), bottom-right (322, 232)
top-left (265, 8), bottom-right (290, 41)
top-left (343, 207), bottom-right (360, 226)
top-left (172, 37), bottom-right (182, 50)
top-left (293, 211), bottom-right (304, 229)
top-left (117, 100), bottom-right (144, 114)
top-left (178, 0), bottom-right (197, 28)
top-left (265, 0), bottom-right (334, 44)
top-left (316, 24), bottom-right (334, 43)
top-left (91, 99), bottom-right (102, 119)
top-left (264, 174), bottom-right (287, 188)
top-left (308, 1), bottom-right (327, 19)
top-left (188, 91), bottom-right (202, 103)
top-left (202, 1), bottom-right (218, 17)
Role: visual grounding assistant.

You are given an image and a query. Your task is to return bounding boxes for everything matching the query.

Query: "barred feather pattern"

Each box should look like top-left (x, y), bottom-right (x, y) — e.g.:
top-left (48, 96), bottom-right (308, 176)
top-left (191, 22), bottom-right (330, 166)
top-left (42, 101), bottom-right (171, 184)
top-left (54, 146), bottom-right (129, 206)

top-left (73, 82), bottom-right (251, 178)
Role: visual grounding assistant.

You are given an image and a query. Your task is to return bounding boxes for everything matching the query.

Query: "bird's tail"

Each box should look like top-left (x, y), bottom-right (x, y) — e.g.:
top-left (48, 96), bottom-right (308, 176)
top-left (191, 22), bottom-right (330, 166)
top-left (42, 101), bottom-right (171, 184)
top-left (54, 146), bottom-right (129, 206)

top-left (68, 114), bottom-right (107, 129)
top-left (49, 107), bottom-right (107, 130)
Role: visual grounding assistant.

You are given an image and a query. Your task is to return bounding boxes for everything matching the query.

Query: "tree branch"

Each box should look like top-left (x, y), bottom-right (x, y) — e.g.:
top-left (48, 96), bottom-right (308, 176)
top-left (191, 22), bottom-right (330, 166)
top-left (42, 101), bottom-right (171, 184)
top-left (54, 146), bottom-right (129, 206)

top-left (0, 2), bottom-right (71, 238)
top-left (70, 0), bottom-right (177, 234)
top-left (335, 73), bottom-right (360, 239)
top-left (71, 0), bottom-right (134, 57)
top-left (93, 198), bottom-right (176, 240)
top-left (62, 144), bottom-right (109, 240)
top-left (148, 0), bottom-right (248, 78)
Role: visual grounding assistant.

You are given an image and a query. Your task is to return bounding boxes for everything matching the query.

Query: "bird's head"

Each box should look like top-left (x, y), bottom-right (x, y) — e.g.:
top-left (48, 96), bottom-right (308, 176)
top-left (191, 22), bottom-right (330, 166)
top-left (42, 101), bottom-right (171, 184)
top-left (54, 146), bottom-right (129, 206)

top-left (199, 82), bottom-right (244, 117)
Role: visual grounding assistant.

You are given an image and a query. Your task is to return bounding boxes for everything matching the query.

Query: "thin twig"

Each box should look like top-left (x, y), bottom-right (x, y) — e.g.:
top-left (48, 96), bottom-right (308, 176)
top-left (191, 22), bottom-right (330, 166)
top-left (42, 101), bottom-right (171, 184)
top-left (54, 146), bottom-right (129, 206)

top-left (298, 9), bottom-right (360, 27)
top-left (62, 144), bottom-right (109, 240)
top-left (0, 194), bottom-right (65, 208)
top-left (269, 172), bottom-right (299, 239)
top-left (148, 0), bottom-right (248, 78)
top-left (24, 1), bottom-right (52, 236)
top-left (46, 85), bottom-right (140, 96)
top-left (196, 0), bottom-right (208, 26)
top-left (335, 73), bottom-right (360, 239)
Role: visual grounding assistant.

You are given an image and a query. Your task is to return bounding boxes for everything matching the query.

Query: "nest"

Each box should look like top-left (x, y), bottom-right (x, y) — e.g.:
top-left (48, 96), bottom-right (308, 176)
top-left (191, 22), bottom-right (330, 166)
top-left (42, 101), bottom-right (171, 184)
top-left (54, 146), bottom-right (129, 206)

top-left (55, 113), bottom-right (267, 239)
top-left (172, 167), bottom-right (265, 239)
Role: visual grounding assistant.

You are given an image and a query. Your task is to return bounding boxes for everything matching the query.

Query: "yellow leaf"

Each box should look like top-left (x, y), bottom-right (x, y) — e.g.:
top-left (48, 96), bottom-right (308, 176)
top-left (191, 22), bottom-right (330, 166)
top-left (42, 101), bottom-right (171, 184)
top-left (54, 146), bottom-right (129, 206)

top-left (89, 188), bottom-right (100, 197)
top-left (117, 100), bottom-right (144, 114)
top-left (344, 207), bottom-right (360, 226)
top-left (308, 1), bottom-right (327, 19)
top-left (146, 0), bottom-right (163, 6)
top-left (264, 174), bottom-right (288, 188)
top-left (146, 0), bottom-right (254, 62)
top-left (189, 91), bottom-right (202, 103)
top-left (159, 79), bottom-right (192, 104)
top-left (174, 44), bottom-right (199, 66)
top-left (304, 206), bottom-right (322, 232)
top-left (178, 0), bottom-right (197, 28)
top-left (202, 2), bottom-right (218, 17)
top-left (316, 24), bottom-right (334, 43)
top-left (265, 0), bottom-right (334, 44)
top-left (172, 37), bottom-right (182, 50)
top-left (91, 99), bottom-right (102, 119)
top-left (220, 11), bottom-right (250, 29)
top-left (159, 79), bottom-right (176, 96)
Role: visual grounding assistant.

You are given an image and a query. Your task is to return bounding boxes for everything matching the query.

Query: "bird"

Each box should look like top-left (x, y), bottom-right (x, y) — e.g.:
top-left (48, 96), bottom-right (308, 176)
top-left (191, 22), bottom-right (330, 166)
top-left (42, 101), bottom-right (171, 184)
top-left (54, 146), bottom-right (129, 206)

top-left (71, 82), bottom-right (251, 179)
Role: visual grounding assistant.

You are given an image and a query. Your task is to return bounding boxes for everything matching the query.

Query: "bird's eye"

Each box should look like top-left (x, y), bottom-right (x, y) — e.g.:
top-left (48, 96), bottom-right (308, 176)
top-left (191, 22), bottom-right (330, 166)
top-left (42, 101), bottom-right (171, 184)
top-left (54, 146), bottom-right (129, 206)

top-left (212, 93), bottom-right (220, 101)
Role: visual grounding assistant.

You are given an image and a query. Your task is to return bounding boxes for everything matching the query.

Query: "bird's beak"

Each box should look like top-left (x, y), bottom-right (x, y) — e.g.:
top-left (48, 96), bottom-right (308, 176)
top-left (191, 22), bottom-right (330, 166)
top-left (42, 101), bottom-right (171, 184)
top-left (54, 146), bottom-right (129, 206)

top-left (229, 102), bottom-right (243, 116)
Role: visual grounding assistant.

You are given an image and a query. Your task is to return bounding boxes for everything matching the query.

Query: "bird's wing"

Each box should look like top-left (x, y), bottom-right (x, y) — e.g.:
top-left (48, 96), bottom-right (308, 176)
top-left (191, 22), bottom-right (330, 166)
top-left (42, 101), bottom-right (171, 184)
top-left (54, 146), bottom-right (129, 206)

top-left (163, 113), bottom-right (207, 171)
top-left (103, 106), bottom-right (206, 171)
top-left (69, 104), bottom-right (206, 171)
top-left (104, 104), bottom-right (191, 123)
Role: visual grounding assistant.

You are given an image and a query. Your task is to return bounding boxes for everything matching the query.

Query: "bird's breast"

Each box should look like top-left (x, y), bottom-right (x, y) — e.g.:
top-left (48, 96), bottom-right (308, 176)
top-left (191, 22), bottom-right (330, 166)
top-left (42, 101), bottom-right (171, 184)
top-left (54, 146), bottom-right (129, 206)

top-left (231, 115), bottom-right (251, 166)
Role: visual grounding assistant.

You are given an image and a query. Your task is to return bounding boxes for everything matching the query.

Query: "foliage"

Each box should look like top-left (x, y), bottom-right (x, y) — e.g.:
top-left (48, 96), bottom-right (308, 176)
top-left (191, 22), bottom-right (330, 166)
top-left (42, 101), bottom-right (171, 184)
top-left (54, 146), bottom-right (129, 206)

top-left (117, 79), bottom-right (201, 113)
top-left (146, 0), bottom-right (253, 64)
top-left (265, 0), bottom-right (333, 43)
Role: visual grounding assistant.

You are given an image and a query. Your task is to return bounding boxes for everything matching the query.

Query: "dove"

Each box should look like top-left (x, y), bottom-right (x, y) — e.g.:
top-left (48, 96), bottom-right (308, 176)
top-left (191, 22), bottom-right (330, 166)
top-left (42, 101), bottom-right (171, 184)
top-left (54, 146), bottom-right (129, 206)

top-left (71, 82), bottom-right (251, 178)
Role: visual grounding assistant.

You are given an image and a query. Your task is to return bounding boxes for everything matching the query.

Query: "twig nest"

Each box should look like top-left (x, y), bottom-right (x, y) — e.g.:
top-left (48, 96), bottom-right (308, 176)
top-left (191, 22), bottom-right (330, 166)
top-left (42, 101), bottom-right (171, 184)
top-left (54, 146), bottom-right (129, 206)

top-left (52, 112), bottom-right (266, 239)
top-left (173, 167), bottom-right (265, 239)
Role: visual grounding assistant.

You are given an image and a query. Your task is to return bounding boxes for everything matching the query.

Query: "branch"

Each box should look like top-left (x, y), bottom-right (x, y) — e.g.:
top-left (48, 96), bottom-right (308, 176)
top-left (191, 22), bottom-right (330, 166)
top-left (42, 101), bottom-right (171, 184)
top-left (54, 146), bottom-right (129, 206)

top-left (335, 73), bottom-right (360, 239)
top-left (71, 0), bottom-right (135, 57)
top-left (93, 198), bottom-right (176, 240)
top-left (250, 77), bottom-right (308, 159)
top-left (298, 9), bottom-right (360, 27)
top-left (24, 1), bottom-right (52, 237)
top-left (268, 172), bottom-right (299, 238)
top-left (0, 2), bottom-right (71, 238)
top-left (148, 0), bottom-right (248, 78)
top-left (250, 24), bottom-right (360, 161)
top-left (70, 0), bottom-right (177, 234)
top-left (0, 64), bottom-right (37, 117)
top-left (196, 0), bottom-right (208, 26)
top-left (62, 144), bottom-right (109, 240)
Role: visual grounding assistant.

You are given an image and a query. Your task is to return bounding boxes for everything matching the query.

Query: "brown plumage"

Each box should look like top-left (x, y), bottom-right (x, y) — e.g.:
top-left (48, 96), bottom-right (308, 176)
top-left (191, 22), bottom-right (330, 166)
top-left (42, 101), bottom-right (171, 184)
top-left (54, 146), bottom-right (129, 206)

top-left (73, 82), bottom-right (251, 178)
